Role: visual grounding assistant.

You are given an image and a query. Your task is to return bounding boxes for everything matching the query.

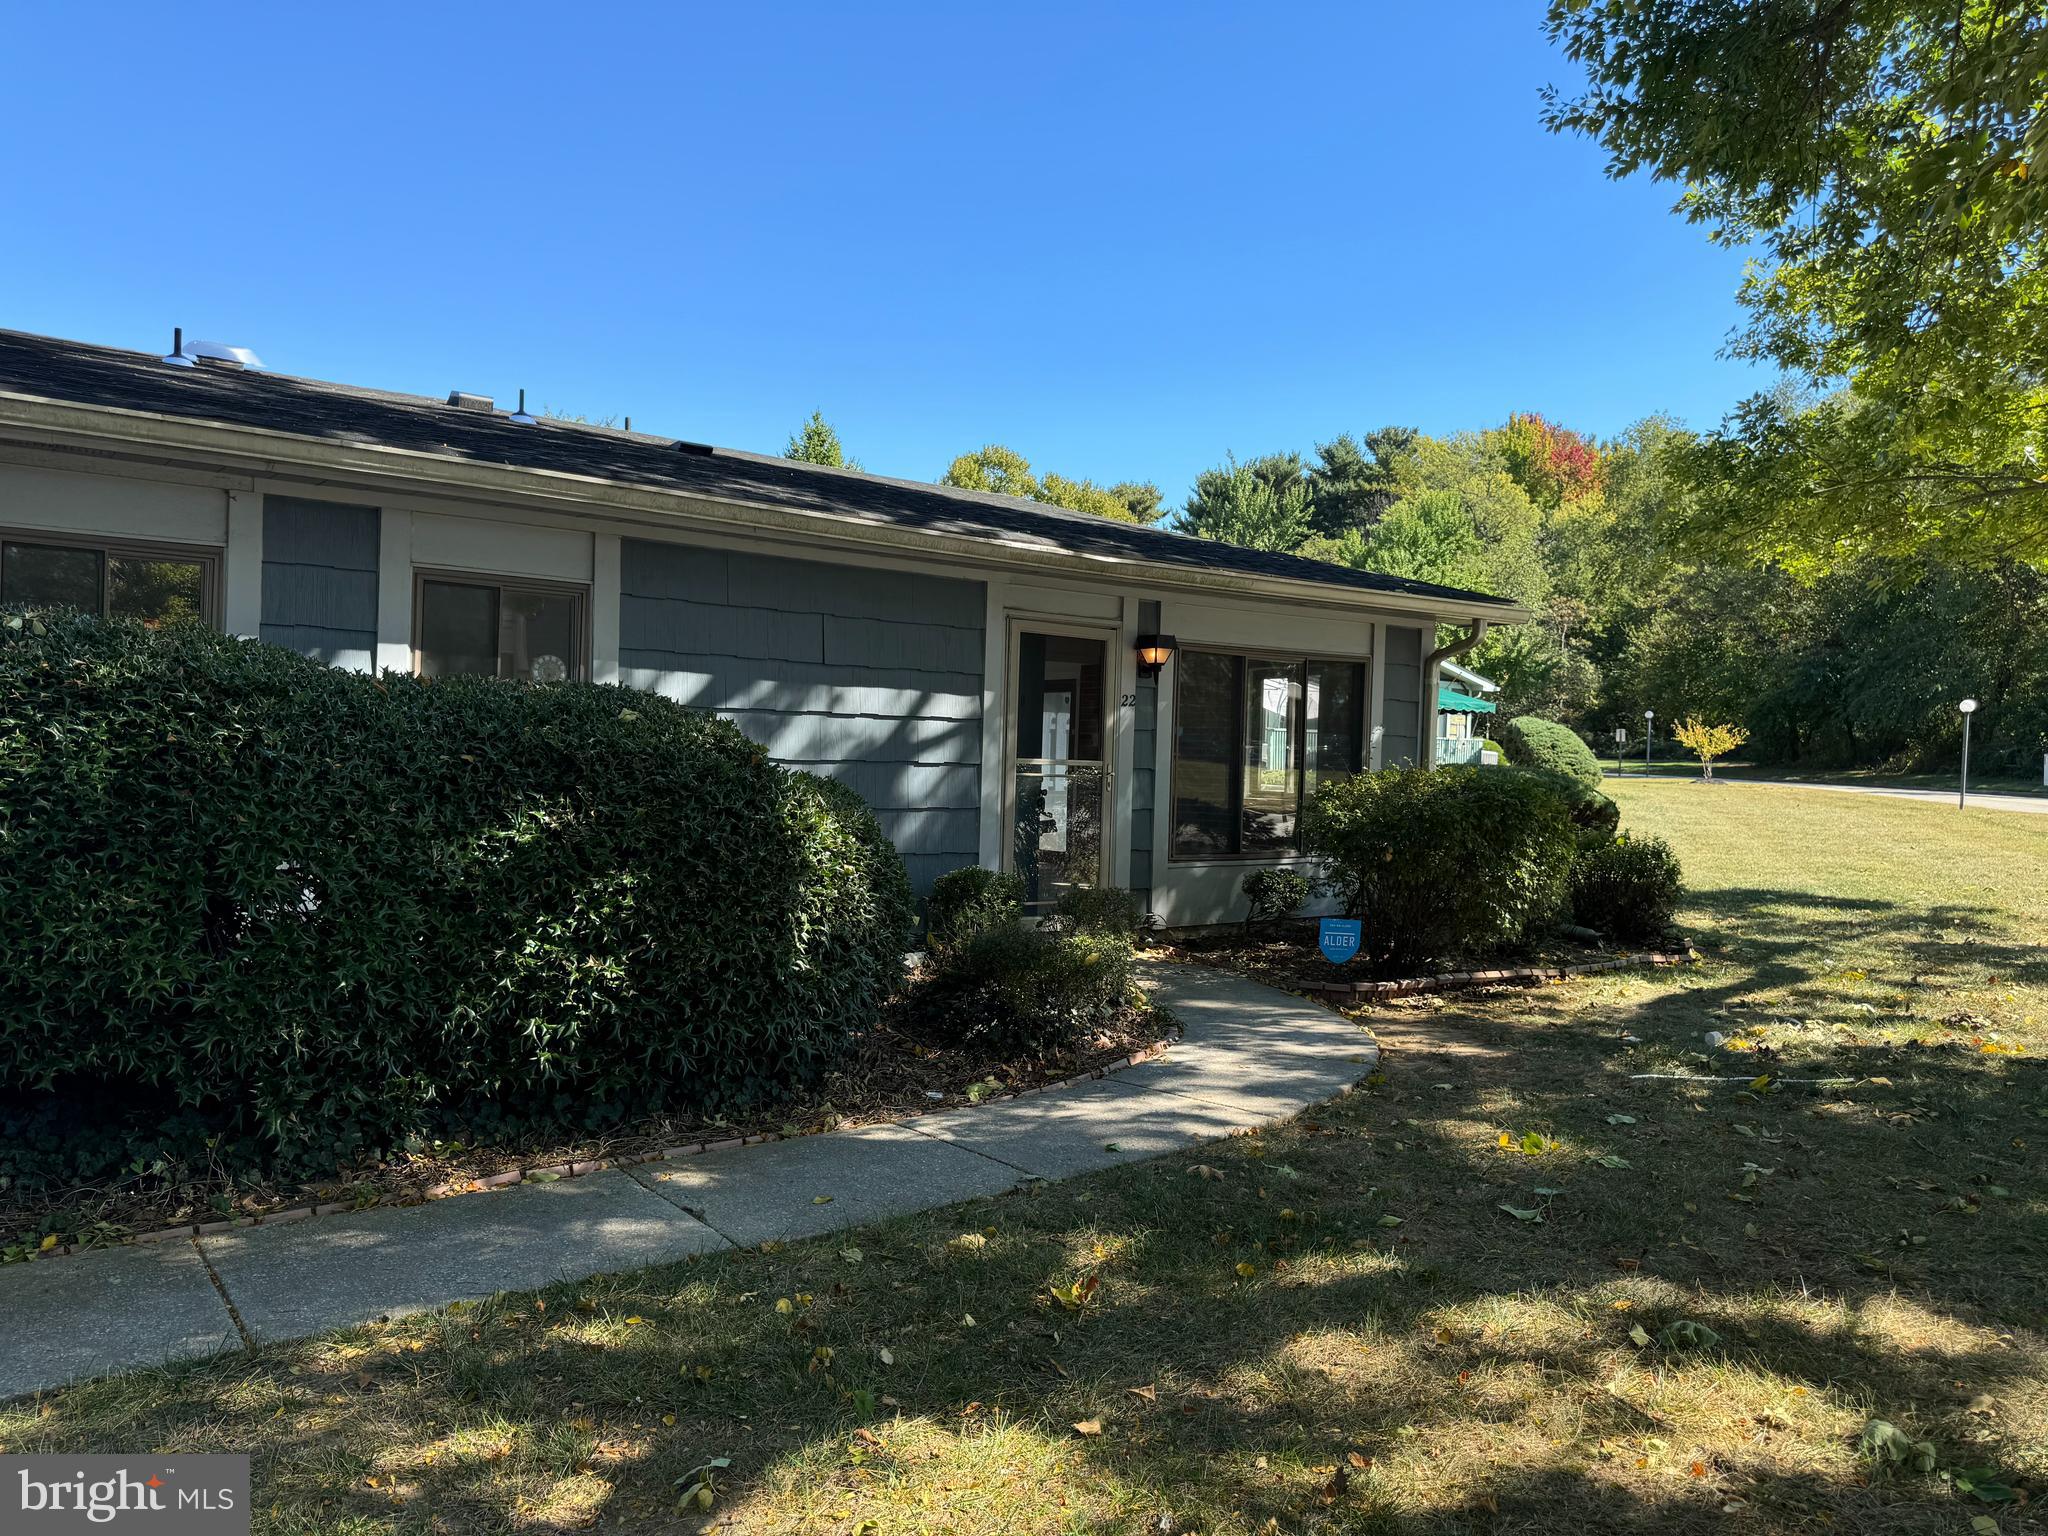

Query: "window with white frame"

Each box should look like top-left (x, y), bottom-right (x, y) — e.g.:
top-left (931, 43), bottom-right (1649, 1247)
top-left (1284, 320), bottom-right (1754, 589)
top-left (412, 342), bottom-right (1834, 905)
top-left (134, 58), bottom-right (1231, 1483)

top-left (414, 575), bottom-right (587, 682)
top-left (0, 534), bottom-right (218, 627)
top-left (1171, 650), bottom-right (1368, 859)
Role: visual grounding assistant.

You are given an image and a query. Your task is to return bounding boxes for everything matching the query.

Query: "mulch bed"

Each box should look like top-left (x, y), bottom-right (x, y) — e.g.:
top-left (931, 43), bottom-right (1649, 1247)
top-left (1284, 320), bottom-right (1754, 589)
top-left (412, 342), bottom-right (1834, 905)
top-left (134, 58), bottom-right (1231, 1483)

top-left (1157, 920), bottom-right (1691, 1000)
top-left (2, 997), bottom-right (1171, 1258)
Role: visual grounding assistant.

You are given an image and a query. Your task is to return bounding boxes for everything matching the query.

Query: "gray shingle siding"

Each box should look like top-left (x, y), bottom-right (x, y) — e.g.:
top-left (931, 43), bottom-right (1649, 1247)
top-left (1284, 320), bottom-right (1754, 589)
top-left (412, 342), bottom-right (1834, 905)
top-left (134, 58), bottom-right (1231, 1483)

top-left (259, 496), bottom-right (378, 669)
top-left (1382, 623), bottom-right (1424, 768)
top-left (619, 539), bottom-right (984, 896)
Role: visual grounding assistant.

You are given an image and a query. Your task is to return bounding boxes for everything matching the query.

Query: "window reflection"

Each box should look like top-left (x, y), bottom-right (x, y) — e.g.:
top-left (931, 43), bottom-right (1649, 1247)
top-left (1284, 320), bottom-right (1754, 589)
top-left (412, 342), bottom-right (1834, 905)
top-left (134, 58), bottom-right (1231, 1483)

top-left (1172, 650), bottom-right (1368, 859)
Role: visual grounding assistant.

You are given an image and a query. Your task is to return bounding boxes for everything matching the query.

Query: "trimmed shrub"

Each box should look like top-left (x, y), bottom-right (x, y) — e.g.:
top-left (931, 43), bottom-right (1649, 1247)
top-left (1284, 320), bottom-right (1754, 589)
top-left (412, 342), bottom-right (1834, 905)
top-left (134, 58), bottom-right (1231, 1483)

top-left (1570, 833), bottom-right (1684, 942)
top-left (1242, 868), bottom-right (1311, 931)
top-left (1500, 716), bottom-right (1603, 791)
top-left (1520, 765), bottom-right (1621, 836)
top-left (1052, 884), bottom-right (1146, 941)
top-left (1299, 766), bottom-right (1576, 974)
top-left (0, 612), bottom-right (914, 1189)
top-left (925, 866), bottom-right (1026, 949)
top-left (914, 882), bottom-right (1141, 1054)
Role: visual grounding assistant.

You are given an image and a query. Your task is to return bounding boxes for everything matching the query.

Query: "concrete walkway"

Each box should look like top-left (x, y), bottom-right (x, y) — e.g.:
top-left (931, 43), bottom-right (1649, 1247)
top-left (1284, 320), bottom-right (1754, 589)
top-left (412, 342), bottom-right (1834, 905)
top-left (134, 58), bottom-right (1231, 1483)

top-left (0, 963), bottom-right (1375, 1399)
top-left (1615, 772), bottom-right (2048, 815)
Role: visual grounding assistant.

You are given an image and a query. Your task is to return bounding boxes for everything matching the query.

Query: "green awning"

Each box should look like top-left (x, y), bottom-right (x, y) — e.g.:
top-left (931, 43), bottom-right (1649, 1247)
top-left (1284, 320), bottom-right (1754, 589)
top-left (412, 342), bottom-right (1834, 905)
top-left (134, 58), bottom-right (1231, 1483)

top-left (1437, 685), bottom-right (1496, 714)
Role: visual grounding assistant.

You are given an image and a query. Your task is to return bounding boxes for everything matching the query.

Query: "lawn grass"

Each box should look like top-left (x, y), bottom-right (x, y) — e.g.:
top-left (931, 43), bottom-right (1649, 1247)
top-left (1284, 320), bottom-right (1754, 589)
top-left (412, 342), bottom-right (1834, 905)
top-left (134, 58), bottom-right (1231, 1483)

top-left (3, 781), bottom-right (2044, 1533)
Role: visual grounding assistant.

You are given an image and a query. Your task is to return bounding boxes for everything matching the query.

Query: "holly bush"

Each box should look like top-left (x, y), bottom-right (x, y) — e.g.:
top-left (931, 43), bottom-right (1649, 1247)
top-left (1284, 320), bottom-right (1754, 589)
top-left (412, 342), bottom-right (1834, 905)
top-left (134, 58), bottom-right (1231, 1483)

top-left (0, 612), bottom-right (913, 1189)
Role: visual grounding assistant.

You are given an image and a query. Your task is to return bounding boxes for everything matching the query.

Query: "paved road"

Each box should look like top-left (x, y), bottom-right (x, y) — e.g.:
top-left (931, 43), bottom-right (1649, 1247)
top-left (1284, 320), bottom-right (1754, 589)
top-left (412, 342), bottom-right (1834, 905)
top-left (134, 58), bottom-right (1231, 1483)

top-left (1615, 774), bottom-right (2048, 815)
top-left (0, 963), bottom-right (1379, 1399)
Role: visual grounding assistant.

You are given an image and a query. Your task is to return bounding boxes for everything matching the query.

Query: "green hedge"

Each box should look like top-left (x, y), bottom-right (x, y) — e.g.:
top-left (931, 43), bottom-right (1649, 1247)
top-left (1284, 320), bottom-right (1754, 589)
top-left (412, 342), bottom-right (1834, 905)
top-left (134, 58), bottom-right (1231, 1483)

top-left (1500, 716), bottom-right (1604, 791)
top-left (0, 612), bottom-right (914, 1188)
top-left (915, 873), bottom-right (1136, 1052)
top-left (1299, 766), bottom-right (1576, 974)
top-left (1571, 833), bottom-right (1684, 942)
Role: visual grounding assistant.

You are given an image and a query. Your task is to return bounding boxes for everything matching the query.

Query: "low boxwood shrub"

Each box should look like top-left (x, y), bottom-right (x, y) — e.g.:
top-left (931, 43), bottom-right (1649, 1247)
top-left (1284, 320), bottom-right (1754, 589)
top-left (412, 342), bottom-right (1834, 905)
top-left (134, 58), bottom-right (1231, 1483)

top-left (1500, 716), bottom-right (1603, 791)
top-left (1242, 868), bottom-right (1311, 931)
top-left (1051, 884), bottom-right (1146, 941)
top-left (912, 876), bottom-right (1139, 1053)
top-left (1299, 766), bottom-right (1576, 974)
top-left (925, 866), bottom-right (1027, 949)
top-left (0, 611), bottom-right (915, 1190)
top-left (1570, 832), bottom-right (1684, 942)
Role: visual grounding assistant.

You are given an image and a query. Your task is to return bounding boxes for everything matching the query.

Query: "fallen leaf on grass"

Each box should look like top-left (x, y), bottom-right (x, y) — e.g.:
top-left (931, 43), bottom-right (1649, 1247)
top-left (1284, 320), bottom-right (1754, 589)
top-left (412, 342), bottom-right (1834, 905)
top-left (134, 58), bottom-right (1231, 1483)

top-left (1606, 1114), bottom-right (1637, 1125)
top-left (1498, 1204), bottom-right (1545, 1223)
top-left (1128, 1384), bottom-right (1157, 1402)
top-left (1628, 1324), bottom-right (1652, 1348)
top-left (945, 1232), bottom-right (988, 1257)
top-left (1071, 1419), bottom-right (1102, 1437)
top-left (1046, 1273), bottom-right (1101, 1312)
top-left (1236, 1261), bottom-right (1257, 1278)
top-left (1860, 1419), bottom-right (1936, 1473)
top-left (1377, 1215), bottom-right (1404, 1228)
top-left (1187, 1165), bottom-right (1226, 1181)
top-left (1595, 1154), bottom-right (1633, 1169)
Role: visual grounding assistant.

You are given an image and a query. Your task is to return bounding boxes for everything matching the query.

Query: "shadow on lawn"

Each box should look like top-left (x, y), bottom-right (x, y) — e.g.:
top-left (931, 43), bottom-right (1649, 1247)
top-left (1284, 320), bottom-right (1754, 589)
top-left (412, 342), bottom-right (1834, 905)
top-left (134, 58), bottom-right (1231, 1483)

top-left (8, 882), bottom-right (2043, 1534)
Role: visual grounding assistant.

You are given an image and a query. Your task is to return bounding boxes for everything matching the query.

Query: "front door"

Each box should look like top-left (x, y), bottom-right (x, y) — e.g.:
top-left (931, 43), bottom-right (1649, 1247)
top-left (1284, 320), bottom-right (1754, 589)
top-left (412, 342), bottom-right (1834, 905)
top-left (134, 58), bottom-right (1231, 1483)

top-left (1009, 628), bottom-right (1112, 912)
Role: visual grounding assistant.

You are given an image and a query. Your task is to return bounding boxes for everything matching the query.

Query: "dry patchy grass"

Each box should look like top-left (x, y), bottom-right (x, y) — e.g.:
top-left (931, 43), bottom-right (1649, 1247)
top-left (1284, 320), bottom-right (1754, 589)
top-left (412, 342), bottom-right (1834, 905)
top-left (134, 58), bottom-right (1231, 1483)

top-left (2, 781), bottom-right (2044, 1533)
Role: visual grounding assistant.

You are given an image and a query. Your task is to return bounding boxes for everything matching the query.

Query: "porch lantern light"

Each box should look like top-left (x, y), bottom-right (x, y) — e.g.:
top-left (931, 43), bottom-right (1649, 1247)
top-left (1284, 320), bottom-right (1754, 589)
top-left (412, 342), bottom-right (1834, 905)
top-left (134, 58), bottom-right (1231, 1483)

top-left (1134, 633), bottom-right (1177, 677)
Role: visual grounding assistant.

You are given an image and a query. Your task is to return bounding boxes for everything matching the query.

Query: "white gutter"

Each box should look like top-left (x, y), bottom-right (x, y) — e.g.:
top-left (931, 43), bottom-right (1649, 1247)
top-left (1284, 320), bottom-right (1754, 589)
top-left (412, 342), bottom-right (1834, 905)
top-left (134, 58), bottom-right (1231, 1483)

top-left (0, 391), bottom-right (1530, 627)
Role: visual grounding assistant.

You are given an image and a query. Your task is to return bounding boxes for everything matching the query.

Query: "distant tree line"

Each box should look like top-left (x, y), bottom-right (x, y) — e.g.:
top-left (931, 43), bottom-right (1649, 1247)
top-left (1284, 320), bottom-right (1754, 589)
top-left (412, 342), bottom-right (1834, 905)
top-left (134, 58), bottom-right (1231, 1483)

top-left (783, 405), bottom-right (2047, 778)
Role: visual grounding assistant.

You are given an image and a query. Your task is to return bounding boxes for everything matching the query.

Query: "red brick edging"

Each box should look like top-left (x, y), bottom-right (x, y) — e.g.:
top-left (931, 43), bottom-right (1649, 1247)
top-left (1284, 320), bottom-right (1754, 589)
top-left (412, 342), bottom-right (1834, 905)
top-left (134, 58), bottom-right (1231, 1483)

top-left (20, 1039), bottom-right (1178, 1263)
top-left (1308, 950), bottom-right (1695, 1002)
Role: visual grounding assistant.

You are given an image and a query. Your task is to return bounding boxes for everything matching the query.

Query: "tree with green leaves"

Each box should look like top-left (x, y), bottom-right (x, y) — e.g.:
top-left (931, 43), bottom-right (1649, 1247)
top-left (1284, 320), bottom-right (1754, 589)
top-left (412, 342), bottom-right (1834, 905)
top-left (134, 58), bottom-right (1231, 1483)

top-left (942, 445), bottom-right (1155, 522)
top-left (1305, 428), bottom-right (1416, 537)
top-left (1544, 0), bottom-right (2048, 567)
top-left (784, 411), bottom-right (861, 470)
top-left (1181, 453), bottom-right (1309, 539)
top-left (1172, 457), bottom-right (1313, 550)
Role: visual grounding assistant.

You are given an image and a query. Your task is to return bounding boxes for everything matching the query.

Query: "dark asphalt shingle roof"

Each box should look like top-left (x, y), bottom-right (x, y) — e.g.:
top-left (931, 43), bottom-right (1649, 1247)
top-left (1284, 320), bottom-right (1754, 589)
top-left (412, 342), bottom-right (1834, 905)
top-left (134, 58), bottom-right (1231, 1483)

top-left (0, 328), bottom-right (1513, 610)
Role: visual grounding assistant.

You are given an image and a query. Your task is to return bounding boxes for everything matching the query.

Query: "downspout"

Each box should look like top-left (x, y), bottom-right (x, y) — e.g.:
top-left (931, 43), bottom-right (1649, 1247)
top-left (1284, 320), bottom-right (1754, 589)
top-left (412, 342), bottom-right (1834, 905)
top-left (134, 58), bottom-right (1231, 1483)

top-left (1422, 619), bottom-right (1490, 769)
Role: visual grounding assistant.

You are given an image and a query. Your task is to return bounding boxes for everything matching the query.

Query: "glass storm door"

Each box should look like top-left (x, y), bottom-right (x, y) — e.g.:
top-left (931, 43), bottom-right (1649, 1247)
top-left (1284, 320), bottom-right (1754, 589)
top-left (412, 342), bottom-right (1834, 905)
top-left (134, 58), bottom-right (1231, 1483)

top-left (1011, 629), bottom-right (1110, 912)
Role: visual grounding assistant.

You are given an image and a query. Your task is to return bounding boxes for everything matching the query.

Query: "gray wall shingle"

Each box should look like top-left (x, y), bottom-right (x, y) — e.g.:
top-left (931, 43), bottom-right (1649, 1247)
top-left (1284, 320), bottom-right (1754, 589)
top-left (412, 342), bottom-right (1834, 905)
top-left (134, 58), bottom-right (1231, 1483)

top-left (620, 539), bottom-right (984, 896)
top-left (260, 496), bottom-right (379, 670)
top-left (1382, 623), bottom-right (1424, 769)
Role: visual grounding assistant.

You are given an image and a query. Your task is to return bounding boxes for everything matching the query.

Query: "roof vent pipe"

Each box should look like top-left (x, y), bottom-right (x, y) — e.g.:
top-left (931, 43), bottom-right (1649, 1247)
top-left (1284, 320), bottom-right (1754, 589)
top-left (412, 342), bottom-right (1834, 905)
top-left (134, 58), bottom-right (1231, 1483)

top-left (162, 327), bottom-right (195, 368)
top-left (509, 389), bottom-right (536, 425)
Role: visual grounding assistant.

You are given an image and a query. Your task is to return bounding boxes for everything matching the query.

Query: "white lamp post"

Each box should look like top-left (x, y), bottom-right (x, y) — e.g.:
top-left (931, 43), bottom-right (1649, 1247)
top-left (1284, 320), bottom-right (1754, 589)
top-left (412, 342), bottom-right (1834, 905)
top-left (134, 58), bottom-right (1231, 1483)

top-left (1958, 698), bottom-right (1978, 808)
top-left (1644, 709), bottom-right (1655, 773)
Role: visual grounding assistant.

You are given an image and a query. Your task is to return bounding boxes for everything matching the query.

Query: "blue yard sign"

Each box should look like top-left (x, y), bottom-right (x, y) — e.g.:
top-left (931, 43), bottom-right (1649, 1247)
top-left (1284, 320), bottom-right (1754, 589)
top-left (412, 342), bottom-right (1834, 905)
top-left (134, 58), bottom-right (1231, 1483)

top-left (1318, 917), bottom-right (1362, 965)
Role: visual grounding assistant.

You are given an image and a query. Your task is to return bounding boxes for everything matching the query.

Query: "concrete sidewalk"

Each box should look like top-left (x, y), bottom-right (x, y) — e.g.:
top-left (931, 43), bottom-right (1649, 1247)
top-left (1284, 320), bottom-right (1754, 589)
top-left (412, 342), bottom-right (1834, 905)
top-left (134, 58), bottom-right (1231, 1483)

top-left (0, 963), bottom-right (1375, 1399)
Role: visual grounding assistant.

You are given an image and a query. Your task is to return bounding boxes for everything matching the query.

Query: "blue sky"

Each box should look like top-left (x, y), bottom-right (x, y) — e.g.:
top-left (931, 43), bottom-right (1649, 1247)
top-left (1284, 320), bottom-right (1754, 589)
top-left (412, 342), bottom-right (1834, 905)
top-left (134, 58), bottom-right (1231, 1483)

top-left (3, 3), bottom-right (1767, 507)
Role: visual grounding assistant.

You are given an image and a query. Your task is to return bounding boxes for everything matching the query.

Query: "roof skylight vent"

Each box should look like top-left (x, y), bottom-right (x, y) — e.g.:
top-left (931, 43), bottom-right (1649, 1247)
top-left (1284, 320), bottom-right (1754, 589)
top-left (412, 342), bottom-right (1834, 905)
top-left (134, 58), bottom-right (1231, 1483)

top-left (447, 390), bottom-right (493, 411)
top-left (187, 338), bottom-right (263, 370)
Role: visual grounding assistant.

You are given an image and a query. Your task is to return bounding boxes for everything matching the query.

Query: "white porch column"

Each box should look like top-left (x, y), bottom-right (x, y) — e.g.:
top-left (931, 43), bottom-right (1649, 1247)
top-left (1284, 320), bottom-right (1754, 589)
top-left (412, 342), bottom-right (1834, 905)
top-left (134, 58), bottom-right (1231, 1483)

top-left (374, 508), bottom-right (414, 674)
top-left (591, 533), bottom-right (621, 685)
top-left (222, 489), bottom-right (263, 639)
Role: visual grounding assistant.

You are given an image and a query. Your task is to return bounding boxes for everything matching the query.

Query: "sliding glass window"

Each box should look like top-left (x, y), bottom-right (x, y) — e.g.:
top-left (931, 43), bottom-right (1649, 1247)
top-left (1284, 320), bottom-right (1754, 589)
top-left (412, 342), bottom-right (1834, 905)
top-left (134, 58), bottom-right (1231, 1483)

top-left (415, 577), bottom-right (586, 682)
top-left (1, 535), bottom-right (217, 628)
top-left (1171, 650), bottom-right (1368, 859)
